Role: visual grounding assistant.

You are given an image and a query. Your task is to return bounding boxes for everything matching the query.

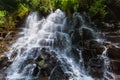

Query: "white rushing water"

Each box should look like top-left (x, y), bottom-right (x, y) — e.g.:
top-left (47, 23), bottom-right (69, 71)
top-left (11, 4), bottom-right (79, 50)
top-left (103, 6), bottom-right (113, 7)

top-left (5, 9), bottom-right (94, 80)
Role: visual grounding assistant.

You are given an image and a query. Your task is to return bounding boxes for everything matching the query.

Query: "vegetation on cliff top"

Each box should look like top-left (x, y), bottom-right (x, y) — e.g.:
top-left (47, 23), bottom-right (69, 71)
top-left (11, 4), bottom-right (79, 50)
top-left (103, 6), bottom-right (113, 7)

top-left (0, 0), bottom-right (120, 29)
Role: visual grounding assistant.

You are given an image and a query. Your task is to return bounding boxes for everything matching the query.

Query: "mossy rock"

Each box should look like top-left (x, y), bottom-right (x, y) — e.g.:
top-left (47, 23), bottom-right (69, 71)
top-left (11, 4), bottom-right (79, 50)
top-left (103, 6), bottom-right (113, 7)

top-left (37, 60), bottom-right (47, 68)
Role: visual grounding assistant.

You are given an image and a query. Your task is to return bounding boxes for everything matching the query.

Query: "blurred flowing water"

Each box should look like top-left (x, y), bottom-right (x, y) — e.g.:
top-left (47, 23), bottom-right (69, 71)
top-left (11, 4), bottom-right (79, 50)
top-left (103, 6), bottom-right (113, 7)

top-left (4, 9), bottom-right (111, 80)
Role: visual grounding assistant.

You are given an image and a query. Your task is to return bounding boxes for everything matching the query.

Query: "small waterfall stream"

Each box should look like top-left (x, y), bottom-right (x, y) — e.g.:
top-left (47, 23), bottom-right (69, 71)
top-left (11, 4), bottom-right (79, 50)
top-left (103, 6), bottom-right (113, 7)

top-left (3, 9), bottom-right (112, 80)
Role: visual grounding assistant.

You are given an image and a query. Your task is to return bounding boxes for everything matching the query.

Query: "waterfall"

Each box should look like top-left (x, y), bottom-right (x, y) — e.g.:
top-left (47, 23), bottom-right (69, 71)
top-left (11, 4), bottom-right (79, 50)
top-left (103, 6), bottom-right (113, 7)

top-left (4, 9), bottom-right (94, 80)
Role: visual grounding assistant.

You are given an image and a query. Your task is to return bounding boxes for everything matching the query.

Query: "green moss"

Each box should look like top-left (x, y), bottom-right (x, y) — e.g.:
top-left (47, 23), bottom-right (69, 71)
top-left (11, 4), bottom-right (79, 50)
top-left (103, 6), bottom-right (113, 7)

top-left (38, 60), bottom-right (47, 68)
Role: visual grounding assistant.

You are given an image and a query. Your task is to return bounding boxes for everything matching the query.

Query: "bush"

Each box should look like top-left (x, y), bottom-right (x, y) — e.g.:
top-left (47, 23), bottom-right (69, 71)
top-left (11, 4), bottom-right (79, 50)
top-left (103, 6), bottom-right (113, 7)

top-left (16, 3), bottom-right (29, 19)
top-left (89, 0), bottom-right (107, 18)
top-left (0, 10), bottom-right (6, 27)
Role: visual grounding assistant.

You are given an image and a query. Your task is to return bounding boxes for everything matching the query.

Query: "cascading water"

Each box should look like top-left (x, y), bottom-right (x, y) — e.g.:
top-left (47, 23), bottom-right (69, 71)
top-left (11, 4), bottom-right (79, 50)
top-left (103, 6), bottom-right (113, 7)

top-left (101, 46), bottom-right (115, 80)
top-left (5, 9), bottom-right (94, 80)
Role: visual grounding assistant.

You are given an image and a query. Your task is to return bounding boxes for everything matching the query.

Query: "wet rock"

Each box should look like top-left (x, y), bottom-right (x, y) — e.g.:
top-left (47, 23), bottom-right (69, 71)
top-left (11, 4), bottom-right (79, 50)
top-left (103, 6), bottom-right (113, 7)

top-left (83, 40), bottom-right (105, 54)
top-left (36, 48), bottom-right (47, 61)
top-left (104, 72), bottom-right (115, 80)
top-left (71, 29), bottom-right (81, 44)
top-left (64, 72), bottom-right (73, 80)
top-left (0, 72), bottom-right (5, 80)
top-left (71, 47), bottom-right (80, 61)
top-left (72, 12), bottom-right (83, 29)
top-left (82, 49), bottom-right (94, 68)
top-left (0, 54), bottom-right (8, 70)
top-left (107, 44), bottom-right (120, 59)
top-left (106, 36), bottom-right (120, 43)
top-left (79, 27), bottom-right (96, 40)
top-left (81, 41), bottom-right (104, 62)
top-left (49, 66), bottom-right (66, 80)
top-left (32, 66), bottom-right (40, 76)
top-left (110, 60), bottom-right (120, 74)
top-left (82, 49), bottom-right (93, 61)
top-left (90, 44), bottom-right (105, 55)
top-left (36, 48), bottom-right (59, 79)
top-left (0, 55), bottom-right (6, 62)
top-left (40, 67), bottom-right (51, 77)
top-left (81, 40), bottom-right (105, 75)
top-left (88, 58), bottom-right (104, 78)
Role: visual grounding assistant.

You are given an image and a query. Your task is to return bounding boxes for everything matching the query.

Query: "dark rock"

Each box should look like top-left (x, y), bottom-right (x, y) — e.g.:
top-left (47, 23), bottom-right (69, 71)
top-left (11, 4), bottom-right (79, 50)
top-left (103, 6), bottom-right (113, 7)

top-left (32, 66), bottom-right (40, 76)
top-left (104, 72), bottom-right (114, 80)
top-left (79, 27), bottom-right (96, 40)
top-left (40, 67), bottom-right (51, 77)
top-left (36, 48), bottom-right (59, 79)
top-left (71, 29), bottom-right (81, 44)
top-left (71, 47), bottom-right (80, 62)
top-left (107, 44), bottom-right (120, 59)
top-left (49, 66), bottom-right (67, 80)
top-left (82, 49), bottom-right (94, 68)
top-left (83, 40), bottom-right (105, 55)
top-left (0, 71), bottom-right (6, 80)
top-left (106, 36), bottom-right (120, 43)
top-left (88, 58), bottom-right (104, 78)
top-left (0, 54), bottom-right (8, 70)
top-left (72, 12), bottom-right (83, 29)
top-left (110, 60), bottom-right (120, 74)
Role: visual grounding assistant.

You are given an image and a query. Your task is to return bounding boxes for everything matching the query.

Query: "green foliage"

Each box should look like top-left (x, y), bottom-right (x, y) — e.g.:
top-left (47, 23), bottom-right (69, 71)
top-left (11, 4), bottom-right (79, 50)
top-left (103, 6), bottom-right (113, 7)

top-left (23, 0), bottom-right (52, 13)
top-left (116, 0), bottom-right (120, 6)
top-left (0, 10), bottom-right (6, 26)
top-left (108, 0), bottom-right (120, 7)
top-left (38, 0), bottom-right (51, 13)
top-left (0, 10), bottom-right (6, 17)
top-left (61, 0), bottom-right (79, 11)
top-left (5, 16), bottom-right (15, 29)
top-left (51, 0), bottom-right (79, 12)
top-left (0, 19), bottom-right (4, 26)
top-left (0, 0), bottom-right (118, 28)
top-left (29, 0), bottom-right (40, 10)
top-left (16, 4), bottom-right (29, 18)
top-left (89, 0), bottom-right (107, 17)
top-left (0, 0), bottom-right (19, 12)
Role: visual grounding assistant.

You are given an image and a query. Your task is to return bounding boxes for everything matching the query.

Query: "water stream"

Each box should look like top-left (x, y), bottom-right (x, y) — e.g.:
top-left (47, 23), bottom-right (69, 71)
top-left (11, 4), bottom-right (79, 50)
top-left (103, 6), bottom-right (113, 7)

top-left (4, 9), bottom-right (110, 80)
